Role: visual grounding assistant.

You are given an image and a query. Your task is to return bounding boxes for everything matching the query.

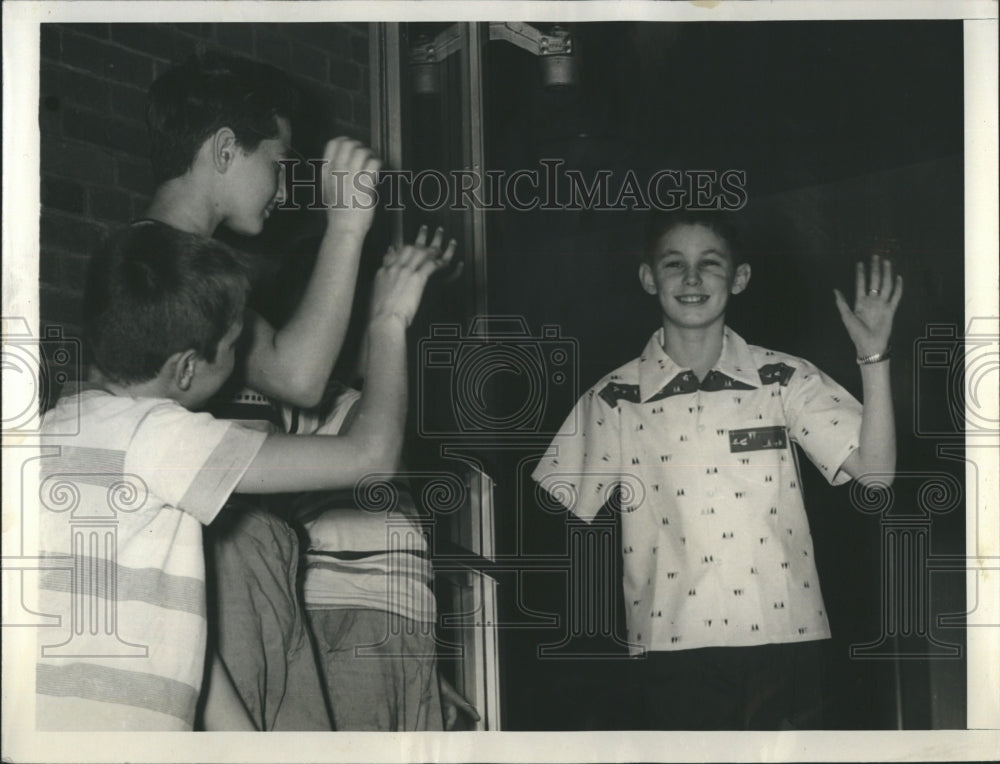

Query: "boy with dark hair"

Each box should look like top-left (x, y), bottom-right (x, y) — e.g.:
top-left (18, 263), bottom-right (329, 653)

top-left (134, 50), bottom-right (454, 730)
top-left (37, 221), bottom-right (440, 731)
top-left (146, 50), bottom-right (298, 189)
top-left (533, 209), bottom-right (902, 729)
top-left (142, 49), bottom-right (377, 404)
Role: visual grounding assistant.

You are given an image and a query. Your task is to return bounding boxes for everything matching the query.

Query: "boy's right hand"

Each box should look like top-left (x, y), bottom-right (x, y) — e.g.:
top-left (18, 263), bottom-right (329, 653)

top-left (322, 137), bottom-right (382, 236)
top-left (370, 225), bottom-right (457, 328)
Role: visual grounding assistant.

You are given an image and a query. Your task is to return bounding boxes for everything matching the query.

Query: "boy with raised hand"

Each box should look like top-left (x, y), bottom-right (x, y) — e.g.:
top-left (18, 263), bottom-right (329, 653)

top-left (137, 50), bottom-right (452, 730)
top-left (144, 49), bottom-right (377, 408)
top-left (532, 209), bottom-right (902, 729)
top-left (37, 221), bottom-right (442, 731)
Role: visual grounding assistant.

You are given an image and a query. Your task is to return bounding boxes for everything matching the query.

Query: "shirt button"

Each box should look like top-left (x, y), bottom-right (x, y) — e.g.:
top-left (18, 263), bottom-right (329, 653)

top-left (708, 488), bottom-right (716, 497)
top-left (697, 424), bottom-right (706, 432)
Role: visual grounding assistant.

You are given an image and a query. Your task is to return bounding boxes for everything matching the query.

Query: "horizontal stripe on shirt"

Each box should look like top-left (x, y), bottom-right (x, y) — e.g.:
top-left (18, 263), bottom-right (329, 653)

top-left (36, 661), bottom-right (199, 726)
top-left (39, 555), bottom-right (205, 616)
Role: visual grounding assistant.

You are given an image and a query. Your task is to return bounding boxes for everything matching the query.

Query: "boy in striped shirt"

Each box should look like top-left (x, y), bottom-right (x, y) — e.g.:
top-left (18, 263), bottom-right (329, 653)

top-left (36, 221), bottom-right (440, 730)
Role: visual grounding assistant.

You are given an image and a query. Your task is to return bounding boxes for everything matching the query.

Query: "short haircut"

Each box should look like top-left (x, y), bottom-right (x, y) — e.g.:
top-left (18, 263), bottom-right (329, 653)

top-left (85, 222), bottom-right (252, 384)
top-left (643, 209), bottom-right (748, 266)
top-left (146, 49), bottom-right (298, 184)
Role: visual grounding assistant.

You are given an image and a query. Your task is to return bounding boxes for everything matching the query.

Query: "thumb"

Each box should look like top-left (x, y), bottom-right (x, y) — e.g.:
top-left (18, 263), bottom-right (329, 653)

top-left (833, 289), bottom-right (852, 322)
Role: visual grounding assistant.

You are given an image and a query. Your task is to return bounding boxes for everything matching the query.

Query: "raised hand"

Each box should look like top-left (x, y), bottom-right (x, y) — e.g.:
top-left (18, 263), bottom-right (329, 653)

top-left (322, 137), bottom-right (382, 236)
top-left (833, 254), bottom-right (903, 358)
top-left (371, 225), bottom-right (457, 328)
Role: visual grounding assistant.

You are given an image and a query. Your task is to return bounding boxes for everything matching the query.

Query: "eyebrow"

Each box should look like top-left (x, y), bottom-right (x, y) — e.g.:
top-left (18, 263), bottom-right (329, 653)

top-left (659, 248), bottom-right (728, 257)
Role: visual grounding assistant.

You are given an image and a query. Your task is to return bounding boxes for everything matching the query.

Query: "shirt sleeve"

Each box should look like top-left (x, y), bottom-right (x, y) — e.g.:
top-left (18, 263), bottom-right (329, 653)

top-left (125, 402), bottom-right (268, 525)
top-left (531, 386), bottom-right (623, 523)
top-left (781, 359), bottom-right (863, 486)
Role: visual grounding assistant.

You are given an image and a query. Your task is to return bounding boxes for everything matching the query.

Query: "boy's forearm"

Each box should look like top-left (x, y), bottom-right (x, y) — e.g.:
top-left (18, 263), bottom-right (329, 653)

top-left (851, 361), bottom-right (897, 486)
top-left (261, 226), bottom-right (367, 406)
top-left (236, 315), bottom-right (407, 494)
top-left (345, 315), bottom-right (408, 469)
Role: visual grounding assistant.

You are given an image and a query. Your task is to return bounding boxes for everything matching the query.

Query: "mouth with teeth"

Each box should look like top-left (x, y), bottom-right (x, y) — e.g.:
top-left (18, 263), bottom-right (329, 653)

top-left (675, 294), bottom-right (709, 305)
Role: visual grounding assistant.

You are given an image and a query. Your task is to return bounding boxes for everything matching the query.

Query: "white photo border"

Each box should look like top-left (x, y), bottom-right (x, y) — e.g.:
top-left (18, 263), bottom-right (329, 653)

top-left (3, 1), bottom-right (997, 762)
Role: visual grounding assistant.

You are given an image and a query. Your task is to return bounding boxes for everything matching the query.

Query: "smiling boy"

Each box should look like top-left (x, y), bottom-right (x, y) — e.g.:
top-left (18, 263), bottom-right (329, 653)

top-left (533, 209), bottom-right (902, 729)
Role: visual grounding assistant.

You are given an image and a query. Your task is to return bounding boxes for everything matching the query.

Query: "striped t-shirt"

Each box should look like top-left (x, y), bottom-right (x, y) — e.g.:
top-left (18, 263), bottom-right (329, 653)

top-left (35, 386), bottom-right (266, 730)
top-left (282, 387), bottom-right (437, 624)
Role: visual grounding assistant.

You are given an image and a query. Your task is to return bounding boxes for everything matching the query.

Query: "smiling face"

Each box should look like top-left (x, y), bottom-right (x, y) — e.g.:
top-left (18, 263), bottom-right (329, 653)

top-left (220, 116), bottom-right (292, 235)
top-left (639, 222), bottom-right (750, 334)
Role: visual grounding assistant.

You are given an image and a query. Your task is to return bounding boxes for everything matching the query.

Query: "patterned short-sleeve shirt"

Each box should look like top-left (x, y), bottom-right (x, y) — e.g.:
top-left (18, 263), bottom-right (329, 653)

top-left (532, 327), bottom-right (862, 654)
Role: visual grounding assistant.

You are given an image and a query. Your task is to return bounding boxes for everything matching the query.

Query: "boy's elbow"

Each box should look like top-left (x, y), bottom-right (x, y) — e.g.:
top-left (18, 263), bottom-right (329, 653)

top-left (279, 375), bottom-right (325, 410)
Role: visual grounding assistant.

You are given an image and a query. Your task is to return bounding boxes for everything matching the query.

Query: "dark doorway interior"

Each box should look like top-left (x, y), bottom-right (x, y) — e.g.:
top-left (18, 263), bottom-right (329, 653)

top-left (479, 21), bottom-right (966, 730)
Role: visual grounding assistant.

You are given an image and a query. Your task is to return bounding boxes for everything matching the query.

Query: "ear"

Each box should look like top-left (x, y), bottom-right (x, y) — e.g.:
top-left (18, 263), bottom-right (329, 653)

top-left (730, 263), bottom-right (751, 295)
top-left (211, 128), bottom-right (238, 173)
top-left (169, 349), bottom-right (199, 391)
top-left (638, 262), bottom-right (658, 295)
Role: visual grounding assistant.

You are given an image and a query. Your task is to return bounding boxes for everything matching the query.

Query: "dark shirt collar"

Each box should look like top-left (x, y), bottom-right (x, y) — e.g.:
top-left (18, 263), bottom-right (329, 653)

top-left (637, 326), bottom-right (760, 402)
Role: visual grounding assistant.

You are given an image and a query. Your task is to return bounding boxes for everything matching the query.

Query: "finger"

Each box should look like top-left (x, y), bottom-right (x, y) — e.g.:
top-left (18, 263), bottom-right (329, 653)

top-left (428, 226), bottom-right (445, 251)
top-left (457, 697), bottom-right (481, 722)
top-left (394, 244), bottom-right (417, 268)
top-left (364, 155), bottom-right (382, 179)
top-left (854, 261), bottom-right (865, 304)
top-left (383, 246), bottom-right (397, 266)
top-left (412, 224), bottom-right (429, 247)
top-left (323, 137), bottom-right (343, 163)
top-left (444, 704), bottom-right (458, 731)
top-left (348, 145), bottom-right (375, 173)
top-left (441, 685), bottom-right (481, 724)
top-left (327, 136), bottom-right (355, 166)
top-left (417, 248), bottom-right (443, 278)
top-left (444, 259), bottom-right (465, 284)
top-left (833, 288), bottom-right (853, 322)
top-left (868, 254), bottom-right (882, 295)
top-left (436, 238), bottom-right (457, 269)
top-left (888, 274), bottom-right (903, 311)
top-left (881, 257), bottom-right (893, 300)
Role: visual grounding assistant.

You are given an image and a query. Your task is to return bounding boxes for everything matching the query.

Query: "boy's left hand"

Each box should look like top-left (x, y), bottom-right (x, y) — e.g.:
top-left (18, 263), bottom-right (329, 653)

top-left (439, 673), bottom-right (480, 730)
top-left (834, 254), bottom-right (903, 357)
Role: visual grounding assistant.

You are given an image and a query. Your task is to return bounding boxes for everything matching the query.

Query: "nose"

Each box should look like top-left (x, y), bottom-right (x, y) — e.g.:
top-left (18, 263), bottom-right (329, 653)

top-left (683, 265), bottom-right (701, 285)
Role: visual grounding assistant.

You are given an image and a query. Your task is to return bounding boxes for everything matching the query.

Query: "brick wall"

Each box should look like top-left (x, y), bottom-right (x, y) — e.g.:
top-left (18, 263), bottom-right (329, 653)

top-left (39, 22), bottom-right (371, 342)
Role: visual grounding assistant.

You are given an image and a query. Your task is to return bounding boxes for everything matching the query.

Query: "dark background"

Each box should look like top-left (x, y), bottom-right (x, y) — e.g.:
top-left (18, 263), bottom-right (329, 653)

top-left (37, 20), bottom-right (969, 730)
top-left (468, 20), bottom-right (967, 730)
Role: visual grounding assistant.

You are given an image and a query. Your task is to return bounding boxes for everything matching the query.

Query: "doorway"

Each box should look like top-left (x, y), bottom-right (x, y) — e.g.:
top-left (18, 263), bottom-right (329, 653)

top-left (372, 19), bottom-right (967, 731)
